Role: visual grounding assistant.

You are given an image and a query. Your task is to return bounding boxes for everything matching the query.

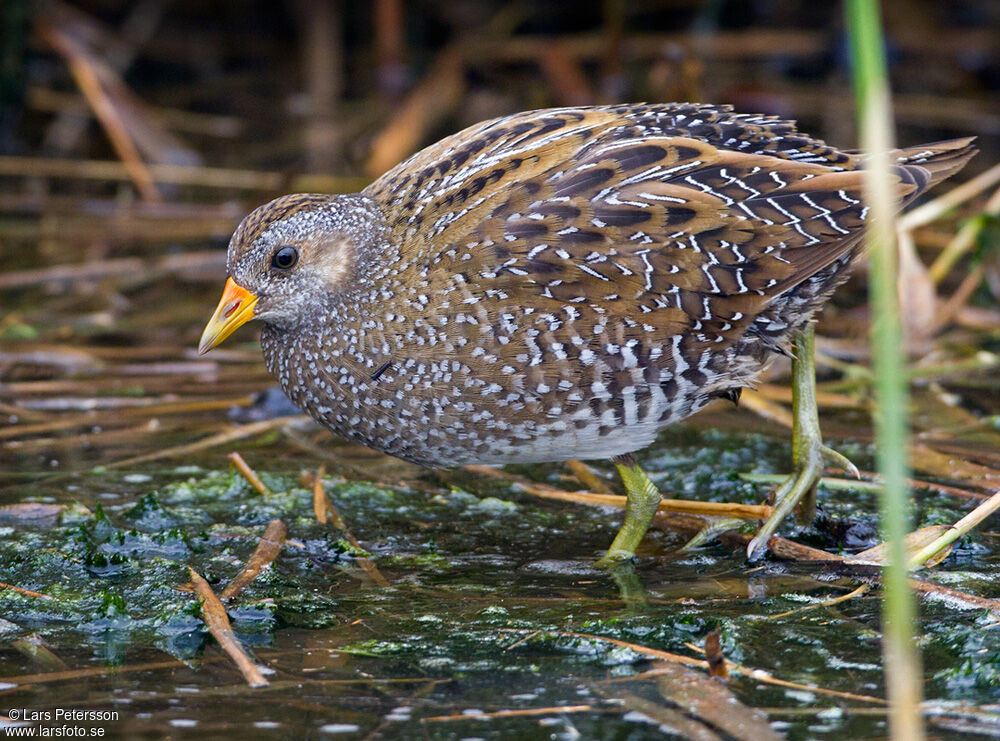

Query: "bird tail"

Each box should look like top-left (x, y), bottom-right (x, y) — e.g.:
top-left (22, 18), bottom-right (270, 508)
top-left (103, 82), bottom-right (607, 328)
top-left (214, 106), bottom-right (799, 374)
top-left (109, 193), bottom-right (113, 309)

top-left (893, 137), bottom-right (978, 199)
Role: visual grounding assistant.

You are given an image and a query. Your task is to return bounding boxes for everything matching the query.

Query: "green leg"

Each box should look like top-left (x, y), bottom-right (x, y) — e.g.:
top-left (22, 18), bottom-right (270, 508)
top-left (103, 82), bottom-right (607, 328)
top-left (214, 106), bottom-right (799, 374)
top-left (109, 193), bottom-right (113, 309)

top-left (596, 453), bottom-right (662, 567)
top-left (745, 325), bottom-right (859, 560)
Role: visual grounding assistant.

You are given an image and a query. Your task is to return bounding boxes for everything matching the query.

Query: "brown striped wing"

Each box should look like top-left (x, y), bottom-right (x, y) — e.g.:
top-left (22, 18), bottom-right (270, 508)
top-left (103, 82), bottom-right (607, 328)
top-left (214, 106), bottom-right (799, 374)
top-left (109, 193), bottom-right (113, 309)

top-left (366, 107), bottom-right (891, 367)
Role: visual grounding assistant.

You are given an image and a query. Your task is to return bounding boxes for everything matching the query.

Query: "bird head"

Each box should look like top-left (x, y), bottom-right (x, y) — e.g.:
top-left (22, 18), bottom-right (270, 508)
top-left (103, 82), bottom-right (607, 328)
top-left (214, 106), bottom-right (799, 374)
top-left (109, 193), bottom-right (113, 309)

top-left (198, 193), bottom-right (380, 354)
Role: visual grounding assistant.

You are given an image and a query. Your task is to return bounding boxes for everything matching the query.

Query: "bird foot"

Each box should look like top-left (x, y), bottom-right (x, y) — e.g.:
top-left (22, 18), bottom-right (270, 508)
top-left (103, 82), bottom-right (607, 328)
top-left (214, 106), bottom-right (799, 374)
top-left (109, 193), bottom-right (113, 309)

top-left (820, 444), bottom-right (860, 479)
top-left (678, 517), bottom-right (747, 552)
top-left (745, 438), bottom-right (859, 562)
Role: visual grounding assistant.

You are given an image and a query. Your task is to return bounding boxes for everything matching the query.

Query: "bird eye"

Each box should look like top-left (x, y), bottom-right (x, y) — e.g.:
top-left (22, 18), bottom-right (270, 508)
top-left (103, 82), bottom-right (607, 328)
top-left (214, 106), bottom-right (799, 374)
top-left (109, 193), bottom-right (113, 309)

top-left (272, 246), bottom-right (298, 270)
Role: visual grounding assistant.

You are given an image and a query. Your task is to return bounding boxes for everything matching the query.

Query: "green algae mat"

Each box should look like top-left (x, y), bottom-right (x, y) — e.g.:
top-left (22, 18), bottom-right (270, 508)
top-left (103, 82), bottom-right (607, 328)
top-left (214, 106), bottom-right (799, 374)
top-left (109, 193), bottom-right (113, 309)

top-left (2, 426), bottom-right (1000, 739)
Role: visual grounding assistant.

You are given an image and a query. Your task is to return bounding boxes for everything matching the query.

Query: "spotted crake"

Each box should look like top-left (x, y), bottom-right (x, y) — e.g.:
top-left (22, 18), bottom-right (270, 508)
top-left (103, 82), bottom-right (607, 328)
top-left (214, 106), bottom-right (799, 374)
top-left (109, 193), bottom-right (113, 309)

top-left (203, 104), bottom-right (974, 466)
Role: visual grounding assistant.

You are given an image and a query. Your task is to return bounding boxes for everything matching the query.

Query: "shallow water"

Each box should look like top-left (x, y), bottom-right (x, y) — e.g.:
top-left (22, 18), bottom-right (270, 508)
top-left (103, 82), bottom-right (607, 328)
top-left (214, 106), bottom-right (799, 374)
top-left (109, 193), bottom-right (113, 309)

top-left (2, 423), bottom-right (999, 739)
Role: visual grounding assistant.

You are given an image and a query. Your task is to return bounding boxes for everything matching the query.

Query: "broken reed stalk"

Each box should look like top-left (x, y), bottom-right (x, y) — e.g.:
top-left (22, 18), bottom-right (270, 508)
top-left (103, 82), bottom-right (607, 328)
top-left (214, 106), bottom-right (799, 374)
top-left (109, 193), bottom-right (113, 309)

top-left (846, 2), bottom-right (923, 739)
top-left (366, 44), bottom-right (465, 177)
top-left (928, 184), bottom-right (1000, 284)
top-left (704, 630), bottom-right (728, 679)
top-left (728, 529), bottom-right (1000, 615)
top-left (933, 262), bottom-right (986, 330)
top-left (105, 416), bottom-right (304, 468)
top-left (463, 464), bottom-right (774, 519)
top-left (37, 20), bottom-right (161, 202)
top-left (907, 489), bottom-right (1000, 568)
top-left (187, 567), bottom-right (268, 688)
top-left (565, 460), bottom-right (614, 494)
top-left (312, 465), bottom-right (329, 523)
top-left (735, 388), bottom-right (795, 428)
top-left (26, 86), bottom-right (243, 138)
top-left (752, 382), bottom-right (866, 410)
top-left (897, 161), bottom-right (1000, 232)
top-left (0, 155), bottom-right (369, 192)
top-left (227, 452), bottom-right (271, 496)
top-left (219, 519), bottom-right (287, 602)
top-left (538, 485), bottom-right (771, 519)
top-left (651, 662), bottom-right (783, 741)
top-left (743, 472), bottom-right (989, 502)
top-left (0, 251), bottom-right (228, 290)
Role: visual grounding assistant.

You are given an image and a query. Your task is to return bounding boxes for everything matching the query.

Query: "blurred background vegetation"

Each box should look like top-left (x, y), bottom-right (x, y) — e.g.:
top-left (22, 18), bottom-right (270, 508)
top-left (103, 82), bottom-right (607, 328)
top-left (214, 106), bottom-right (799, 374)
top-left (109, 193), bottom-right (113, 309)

top-left (2, 3), bottom-right (1000, 739)
top-left (3, 0), bottom-right (999, 346)
top-left (3, 0), bottom-right (999, 180)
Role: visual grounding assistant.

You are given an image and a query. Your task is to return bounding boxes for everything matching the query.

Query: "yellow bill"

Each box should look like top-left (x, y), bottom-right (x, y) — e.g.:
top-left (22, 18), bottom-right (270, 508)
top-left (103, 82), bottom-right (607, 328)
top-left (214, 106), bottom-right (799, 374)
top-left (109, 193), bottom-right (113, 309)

top-left (198, 277), bottom-right (259, 354)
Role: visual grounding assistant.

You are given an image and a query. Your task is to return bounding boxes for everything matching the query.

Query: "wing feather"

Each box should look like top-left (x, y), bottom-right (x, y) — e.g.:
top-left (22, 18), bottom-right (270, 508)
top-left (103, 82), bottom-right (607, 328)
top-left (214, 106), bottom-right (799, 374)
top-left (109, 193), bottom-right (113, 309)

top-left (362, 104), bottom-right (916, 391)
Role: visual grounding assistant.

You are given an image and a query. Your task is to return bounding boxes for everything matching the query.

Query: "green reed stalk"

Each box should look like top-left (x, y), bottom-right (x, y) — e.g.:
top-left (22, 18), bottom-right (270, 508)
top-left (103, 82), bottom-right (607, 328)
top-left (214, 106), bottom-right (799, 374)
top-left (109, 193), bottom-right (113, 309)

top-left (845, 1), bottom-right (924, 739)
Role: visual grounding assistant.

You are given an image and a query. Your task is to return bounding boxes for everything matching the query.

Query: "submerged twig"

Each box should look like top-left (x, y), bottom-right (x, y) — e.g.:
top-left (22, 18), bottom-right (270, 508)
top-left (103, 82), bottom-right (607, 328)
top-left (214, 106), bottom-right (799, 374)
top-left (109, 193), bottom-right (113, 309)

top-left (423, 705), bottom-right (595, 723)
top-left (741, 472), bottom-right (883, 493)
top-left (765, 583), bottom-right (872, 620)
top-left (653, 659), bottom-right (782, 741)
top-left (0, 657), bottom-right (215, 687)
top-left (907, 577), bottom-right (1000, 614)
top-left (11, 635), bottom-right (68, 671)
top-left (464, 465), bottom-right (773, 520)
top-left (219, 519), bottom-right (287, 602)
top-left (744, 470), bottom-right (991, 502)
top-left (0, 582), bottom-right (53, 600)
top-left (517, 628), bottom-right (886, 705)
top-left (188, 567), bottom-right (269, 688)
top-left (596, 688), bottom-right (721, 741)
top-left (311, 471), bottom-right (390, 587)
top-left (500, 628), bottom-right (707, 668)
top-left (838, 469), bottom-right (991, 502)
